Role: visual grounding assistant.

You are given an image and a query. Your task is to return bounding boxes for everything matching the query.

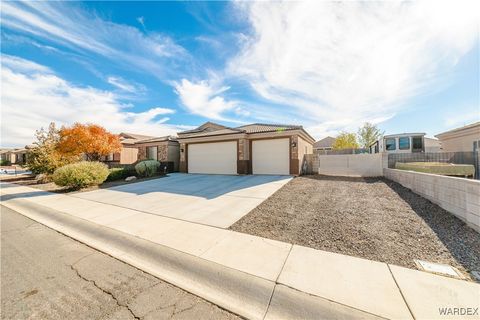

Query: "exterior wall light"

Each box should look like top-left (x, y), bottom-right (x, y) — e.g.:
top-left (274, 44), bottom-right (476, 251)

top-left (291, 142), bottom-right (297, 148)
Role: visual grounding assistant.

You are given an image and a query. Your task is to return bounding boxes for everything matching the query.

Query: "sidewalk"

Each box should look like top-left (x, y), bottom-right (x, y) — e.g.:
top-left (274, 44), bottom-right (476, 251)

top-left (2, 183), bottom-right (479, 320)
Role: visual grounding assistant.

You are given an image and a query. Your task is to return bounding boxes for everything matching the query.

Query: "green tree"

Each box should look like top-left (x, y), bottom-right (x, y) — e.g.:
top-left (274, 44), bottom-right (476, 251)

top-left (27, 122), bottom-right (78, 175)
top-left (332, 132), bottom-right (359, 150)
top-left (357, 122), bottom-right (383, 149)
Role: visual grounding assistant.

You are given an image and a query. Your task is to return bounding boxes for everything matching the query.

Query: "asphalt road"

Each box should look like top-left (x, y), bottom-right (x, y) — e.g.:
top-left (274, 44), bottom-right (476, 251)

top-left (1, 205), bottom-right (240, 320)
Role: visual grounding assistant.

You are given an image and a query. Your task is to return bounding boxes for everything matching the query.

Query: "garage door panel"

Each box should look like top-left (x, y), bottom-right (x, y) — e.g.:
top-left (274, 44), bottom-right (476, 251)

top-left (252, 139), bottom-right (290, 175)
top-left (188, 142), bottom-right (237, 174)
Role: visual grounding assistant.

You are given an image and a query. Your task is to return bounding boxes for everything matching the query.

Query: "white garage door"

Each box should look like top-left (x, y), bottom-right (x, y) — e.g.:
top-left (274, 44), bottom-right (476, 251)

top-left (188, 141), bottom-right (237, 174)
top-left (252, 138), bottom-right (290, 175)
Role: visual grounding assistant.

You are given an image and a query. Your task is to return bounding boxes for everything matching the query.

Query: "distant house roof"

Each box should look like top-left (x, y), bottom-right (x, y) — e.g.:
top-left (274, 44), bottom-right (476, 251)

top-left (435, 121), bottom-right (480, 139)
top-left (177, 122), bottom-right (314, 142)
top-left (314, 136), bottom-right (335, 149)
top-left (134, 136), bottom-right (177, 144)
top-left (118, 132), bottom-right (178, 145)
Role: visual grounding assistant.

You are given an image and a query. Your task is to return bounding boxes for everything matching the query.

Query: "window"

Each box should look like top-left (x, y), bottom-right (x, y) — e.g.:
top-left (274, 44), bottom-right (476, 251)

top-left (412, 136), bottom-right (423, 152)
top-left (385, 138), bottom-right (396, 151)
top-left (147, 146), bottom-right (158, 160)
top-left (399, 137), bottom-right (410, 150)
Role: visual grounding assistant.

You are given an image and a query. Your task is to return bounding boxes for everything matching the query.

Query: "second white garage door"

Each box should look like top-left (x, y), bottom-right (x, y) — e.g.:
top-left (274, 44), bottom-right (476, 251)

top-left (252, 138), bottom-right (290, 175)
top-left (188, 141), bottom-right (237, 174)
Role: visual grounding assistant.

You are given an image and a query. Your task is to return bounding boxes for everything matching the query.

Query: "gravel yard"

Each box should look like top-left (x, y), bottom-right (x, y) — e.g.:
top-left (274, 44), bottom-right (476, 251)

top-left (230, 175), bottom-right (480, 281)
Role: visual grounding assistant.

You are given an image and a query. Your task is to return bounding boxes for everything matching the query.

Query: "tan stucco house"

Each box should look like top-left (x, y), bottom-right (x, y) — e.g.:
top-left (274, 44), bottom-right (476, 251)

top-left (177, 122), bottom-right (315, 175)
top-left (313, 136), bottom-right (335, 151)
top-left (103, 133), bottom-right (180, 171)
top-left (0, 147), bottom-right (30, 165)
top-left (435, 122), bottom-right (480, 152)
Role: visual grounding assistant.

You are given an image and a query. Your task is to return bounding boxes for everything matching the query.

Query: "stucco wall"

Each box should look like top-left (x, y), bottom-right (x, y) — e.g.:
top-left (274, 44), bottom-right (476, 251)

top-left (317, 154), bottom-right (384, 177)
top-left (384, 168), bottom-right (480, 233)
top-left (120, 147), bottom-right (138, 164)
top-left (439, 133), bottom-right (479, 152)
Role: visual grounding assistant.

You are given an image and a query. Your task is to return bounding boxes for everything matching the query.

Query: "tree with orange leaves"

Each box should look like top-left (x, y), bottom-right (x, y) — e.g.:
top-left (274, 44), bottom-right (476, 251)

top-left (57, 123), bottom-right (122, 161)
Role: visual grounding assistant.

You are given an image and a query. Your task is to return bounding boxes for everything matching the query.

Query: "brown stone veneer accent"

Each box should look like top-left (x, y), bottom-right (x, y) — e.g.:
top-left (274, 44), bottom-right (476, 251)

top-left (237, 160), bottom-right (250, 174)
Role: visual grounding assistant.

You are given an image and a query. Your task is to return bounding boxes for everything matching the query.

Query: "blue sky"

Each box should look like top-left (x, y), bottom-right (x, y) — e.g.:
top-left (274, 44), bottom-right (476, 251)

top-left (1, 1), bottom-right (479, 147)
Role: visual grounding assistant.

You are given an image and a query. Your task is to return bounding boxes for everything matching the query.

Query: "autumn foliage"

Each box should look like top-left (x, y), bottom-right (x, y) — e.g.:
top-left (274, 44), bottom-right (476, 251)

top-left (57, 123), bottom-right (122, 161)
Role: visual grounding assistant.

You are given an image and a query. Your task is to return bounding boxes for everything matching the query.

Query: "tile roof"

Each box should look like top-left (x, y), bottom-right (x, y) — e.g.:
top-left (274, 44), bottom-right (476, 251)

top-left (236, 123), bottom-right (302, 134)
top-left (177, 128), bottom-right (243, 138)
top-left (177, 122), bottom-right (312, 140)
top-left (314, 136), bottom-right (336, 148)
top-left (134, 136), bottom-right (177, 144)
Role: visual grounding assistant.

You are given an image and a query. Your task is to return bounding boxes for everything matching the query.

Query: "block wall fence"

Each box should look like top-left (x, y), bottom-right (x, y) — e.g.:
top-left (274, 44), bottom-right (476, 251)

top-left (384, 168), bottom-right (480, 233)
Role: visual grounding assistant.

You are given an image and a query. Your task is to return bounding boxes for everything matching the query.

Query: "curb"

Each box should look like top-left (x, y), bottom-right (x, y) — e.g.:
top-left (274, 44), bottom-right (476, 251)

top-left (2, 199), bottom-right (274, 320)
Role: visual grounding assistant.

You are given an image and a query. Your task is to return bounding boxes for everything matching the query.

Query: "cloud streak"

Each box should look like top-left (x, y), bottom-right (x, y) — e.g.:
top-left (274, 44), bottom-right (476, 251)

top-left (229, 1), bottom-right (479, 136)
top-left (0, 55), bottom-right (181, 147)
top-left (1, 1), bottom-right (188, 80)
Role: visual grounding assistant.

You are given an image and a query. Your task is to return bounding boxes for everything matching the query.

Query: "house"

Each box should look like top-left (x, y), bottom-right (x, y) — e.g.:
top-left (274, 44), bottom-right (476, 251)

top-left (176, 122), bottom-right (315, 175)
top-left (0, 147), bottom-right (30, 164)
top-left (313, 136), bottom-right (335, 151)
top-left (435, 122), bottom-right (480, 152)
top-left (369, 133), bottom-right (426, 154)
top-left (102, 133), bottom-right (180, 171)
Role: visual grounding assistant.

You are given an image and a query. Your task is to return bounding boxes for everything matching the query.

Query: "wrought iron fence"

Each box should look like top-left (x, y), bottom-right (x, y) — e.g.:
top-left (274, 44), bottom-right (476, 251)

top-left (388, 152), bottom-right (479, 179)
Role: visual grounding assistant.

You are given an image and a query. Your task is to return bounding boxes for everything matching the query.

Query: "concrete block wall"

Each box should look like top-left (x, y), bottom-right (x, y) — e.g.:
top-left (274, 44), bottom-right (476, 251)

top-left (317, 154), bottom-right (384, 177)
top-left (384, 168), bottom-right (480, 233)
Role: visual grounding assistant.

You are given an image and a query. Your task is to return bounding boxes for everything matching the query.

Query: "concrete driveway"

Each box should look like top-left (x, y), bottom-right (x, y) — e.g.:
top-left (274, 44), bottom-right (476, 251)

top-left (73, 173), bottom-right (291, 228)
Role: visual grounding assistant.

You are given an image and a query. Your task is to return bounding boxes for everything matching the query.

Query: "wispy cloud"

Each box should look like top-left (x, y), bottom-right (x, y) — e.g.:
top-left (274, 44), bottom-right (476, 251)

top-left (444, 106), bottom-right (480, 128)
top-left (107, 76), bottom-right (146, 94)
top-left (174, 78), bottom-right (241, 122)
top-left (0, 55), bottom-right (181, 147)
top-left (1, 1), bottom-right (188, 80)
top-left (228, 1), bottom-right (479, 135)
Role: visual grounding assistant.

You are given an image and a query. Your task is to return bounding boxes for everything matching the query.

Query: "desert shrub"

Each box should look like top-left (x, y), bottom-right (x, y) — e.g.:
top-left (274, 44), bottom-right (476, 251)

top-left (135, 160), bottom-right (160, 177)
top-left (53, 161), bottom-right (109, 189)
top-left (0, 160), bottom-right (11, 166)
top-left (106, 166), bottom-right (135, 181)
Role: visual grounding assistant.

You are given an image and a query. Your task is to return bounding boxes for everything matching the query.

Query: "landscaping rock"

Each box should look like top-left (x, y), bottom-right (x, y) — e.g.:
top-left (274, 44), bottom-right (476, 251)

top-left (230, 175), bottom-right (480, 282)
top-left (125, 176), bottom-right (137, 182)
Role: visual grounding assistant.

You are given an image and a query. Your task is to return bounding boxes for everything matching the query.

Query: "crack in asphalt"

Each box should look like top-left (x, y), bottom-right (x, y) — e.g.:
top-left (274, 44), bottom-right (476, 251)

top-left (69, 263), bottom-right (141, 320)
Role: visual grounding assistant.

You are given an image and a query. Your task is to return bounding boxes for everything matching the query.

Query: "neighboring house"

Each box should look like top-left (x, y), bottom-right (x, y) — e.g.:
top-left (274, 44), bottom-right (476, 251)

top-left (313, 136), bottom-right (335, 151)
top-left (424, 137), bottom-right (442, 153)
top-left (102, 133), bottom-right (180, 171)
top-left (176, 122), bottom-right (315, 175)
top-left (435, 122), bottom-right (480, 153)
top-left (369, 133), bottom-right (426, 154)
top-left (0, 149), bottom-right (12, 163)
top-left (0, 147), bottom-right (30, 164)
